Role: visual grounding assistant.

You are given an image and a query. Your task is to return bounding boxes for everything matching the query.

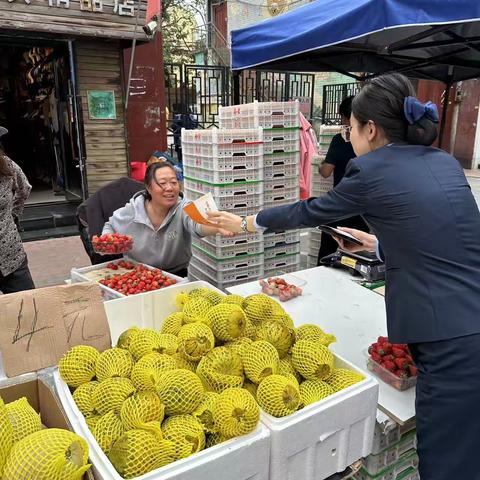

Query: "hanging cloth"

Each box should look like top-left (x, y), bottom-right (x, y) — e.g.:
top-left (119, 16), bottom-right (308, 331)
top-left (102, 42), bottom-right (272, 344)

top-left (299, 112), bottom-right (318, 199)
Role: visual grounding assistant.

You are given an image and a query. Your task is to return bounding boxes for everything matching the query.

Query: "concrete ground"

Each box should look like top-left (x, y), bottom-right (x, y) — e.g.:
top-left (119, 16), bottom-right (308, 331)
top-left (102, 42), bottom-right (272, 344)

top-left (22, 173), bottom-right (480, 289)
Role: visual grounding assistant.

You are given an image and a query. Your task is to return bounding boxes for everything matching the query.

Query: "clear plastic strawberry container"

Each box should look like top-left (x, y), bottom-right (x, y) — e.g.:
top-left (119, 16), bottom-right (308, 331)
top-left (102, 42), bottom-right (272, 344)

top-left (91, 235), bottom-right (134, 255)
top-left (366, 354), bottom-right (417, 391)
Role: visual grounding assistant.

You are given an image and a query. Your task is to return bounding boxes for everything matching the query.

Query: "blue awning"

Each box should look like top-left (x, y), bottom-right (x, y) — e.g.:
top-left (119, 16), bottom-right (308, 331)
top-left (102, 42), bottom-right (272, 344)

top-left (231, 0), bottom-right (480, 82)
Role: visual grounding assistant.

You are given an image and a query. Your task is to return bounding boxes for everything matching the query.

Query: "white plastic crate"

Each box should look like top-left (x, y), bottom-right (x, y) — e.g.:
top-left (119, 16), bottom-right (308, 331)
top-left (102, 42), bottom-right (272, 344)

top-left (264, 253), bottom-right (301, 271)
top-left (263, 128), bottom-right (300, 154)
top-left (53, 281), bottom-right (271, 480)
top-left (264, 242), bottom-right (301, 260)
top-left (182, 152), bottom-right (262, 171)
top-left (184, 177), bottom-right (263, 197)
top-left (183, 164), bottom-right (263, 184)
top-left (307, 254), bottom-right (318, 268)
top-left (264, 162), bottom-right (299, 180)
top-left (263, 355), bottom-right (378, 480)
top-left (264, 186), bottom-right (300, 208)
top-left (191, 245), bottom-right (264, 272)
top-left (219, 101), bottom-right (300, 129)
top-left (188, 257), bottom-right (263, 289)
top-left (363, 432), bottom-right (417, 476)
top-left (263, 230), bottom-right (301, 248)
top-left (354, 450), bottom-right (419, 480)
top-left (182, 142), bottom-right (263, 159)
top-left (185, 187), bottom-right (263, 217)
top-left (193, 236), bottom-right (264, 259)
top-left (181, 127), bottom-right (263, 145)
top-left (264, 262), bottom-right (300, 277)
top-left (264, 151), bottom-right (299, 169)
top-left (265, 176), bottom-right (298, 191)
top-left (70, 258), bottom-right (186, 301)
top-left (311, 175), bottom-right (334, 196)
top-left (202, 231), bottom-right (263, 249)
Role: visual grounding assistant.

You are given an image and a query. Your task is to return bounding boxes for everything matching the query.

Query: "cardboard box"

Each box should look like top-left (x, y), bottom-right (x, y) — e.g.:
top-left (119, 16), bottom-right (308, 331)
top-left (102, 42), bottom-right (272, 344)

top-left (0, 375), bottom-right (94, 480)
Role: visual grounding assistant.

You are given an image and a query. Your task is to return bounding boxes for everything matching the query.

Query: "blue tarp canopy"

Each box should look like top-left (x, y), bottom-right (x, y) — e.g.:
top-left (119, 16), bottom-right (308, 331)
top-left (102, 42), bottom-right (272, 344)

top-left (231, 0), bottom-right (480, 83)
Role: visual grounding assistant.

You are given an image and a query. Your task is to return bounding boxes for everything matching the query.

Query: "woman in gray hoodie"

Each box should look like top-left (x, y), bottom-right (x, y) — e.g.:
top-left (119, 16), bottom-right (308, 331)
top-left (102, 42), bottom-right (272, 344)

top-left (103, 162), bottom-right (229, 277)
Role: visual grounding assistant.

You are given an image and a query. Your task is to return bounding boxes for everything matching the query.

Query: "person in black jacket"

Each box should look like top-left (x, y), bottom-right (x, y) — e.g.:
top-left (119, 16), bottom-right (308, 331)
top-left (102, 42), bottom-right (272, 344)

top-left (77, 177), bottom-right (144, 264)
top-left (317, 96), bottom-right (369, 263)
top-left (208, 73), bottom-right (480, 480)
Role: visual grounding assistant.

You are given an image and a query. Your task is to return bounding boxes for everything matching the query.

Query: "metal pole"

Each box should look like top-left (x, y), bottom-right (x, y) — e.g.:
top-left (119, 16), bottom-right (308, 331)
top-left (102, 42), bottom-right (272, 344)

top-left (439, 80), bottom-right (452, 149)
top-left (125, 0), bottom-right (143, 111)
top-left (233, 70), bottom-right (240, 105)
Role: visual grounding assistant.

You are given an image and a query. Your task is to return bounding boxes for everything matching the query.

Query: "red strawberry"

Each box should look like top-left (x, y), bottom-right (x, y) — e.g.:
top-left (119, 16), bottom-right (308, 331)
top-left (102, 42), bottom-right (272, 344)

top-left (392, 347), bottom-right (405, 358)
top-left (370, 352), bottom-right (382, 363)
top-left (408, 365), bottom-right (418, 377)
top-left (377, 336), bottom-right (388, 345)
top-left (382, 360), bottom-right (396, 372)
top-left (405, 355), bottom-right (413, 364)
top-left (382, 354), bottom-right (394, 362)
top-left (396, 344), bottom-right (408, 350)
top-left (378, 342), bottom-right (392, 355)
top-left (394, 358), bottom-right (408, 370)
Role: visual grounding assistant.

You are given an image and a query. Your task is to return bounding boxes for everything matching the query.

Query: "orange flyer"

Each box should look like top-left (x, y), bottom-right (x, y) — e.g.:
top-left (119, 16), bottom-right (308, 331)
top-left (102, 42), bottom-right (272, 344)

top-left (183, 192), bottom-right (219, 225)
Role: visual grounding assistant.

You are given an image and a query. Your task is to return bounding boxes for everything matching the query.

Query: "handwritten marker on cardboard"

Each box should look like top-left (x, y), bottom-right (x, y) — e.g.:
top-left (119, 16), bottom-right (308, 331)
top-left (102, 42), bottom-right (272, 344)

top-left (183, 192), bottom-right (219, 226)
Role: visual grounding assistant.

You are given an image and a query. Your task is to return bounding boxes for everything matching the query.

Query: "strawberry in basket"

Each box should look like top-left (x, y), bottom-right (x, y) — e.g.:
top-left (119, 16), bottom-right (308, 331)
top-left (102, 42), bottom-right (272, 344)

top-left (259, 277), bottom-right (302, 302)
top-left (91, 233), bottom-right (134, 255)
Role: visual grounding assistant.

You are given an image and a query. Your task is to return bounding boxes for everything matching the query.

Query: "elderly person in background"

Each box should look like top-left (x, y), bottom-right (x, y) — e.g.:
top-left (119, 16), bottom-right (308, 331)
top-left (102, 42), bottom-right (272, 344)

top-left (0, 126), bottom-right (35, 293)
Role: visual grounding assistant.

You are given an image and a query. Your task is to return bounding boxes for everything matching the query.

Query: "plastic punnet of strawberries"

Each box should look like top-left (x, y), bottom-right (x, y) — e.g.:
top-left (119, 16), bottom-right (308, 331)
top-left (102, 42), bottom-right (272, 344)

top-left (91, 233), bottom-right (134, 255)
top-left (367, 336), bottom-right (417, 390)
top-left (99, 265), bottom-right (177, 295)
top-left (259, 277), bottom-right (302, 302)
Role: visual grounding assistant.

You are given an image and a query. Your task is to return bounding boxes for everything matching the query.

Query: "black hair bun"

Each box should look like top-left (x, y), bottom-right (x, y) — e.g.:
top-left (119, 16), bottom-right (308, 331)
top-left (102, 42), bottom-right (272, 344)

top-left (406, 117), bottom-right (438, 146)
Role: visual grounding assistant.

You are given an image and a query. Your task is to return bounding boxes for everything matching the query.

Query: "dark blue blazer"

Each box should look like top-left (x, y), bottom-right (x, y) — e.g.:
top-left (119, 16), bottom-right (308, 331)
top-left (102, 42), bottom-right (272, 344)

top-left (257, 144), bottom-right (480, 343)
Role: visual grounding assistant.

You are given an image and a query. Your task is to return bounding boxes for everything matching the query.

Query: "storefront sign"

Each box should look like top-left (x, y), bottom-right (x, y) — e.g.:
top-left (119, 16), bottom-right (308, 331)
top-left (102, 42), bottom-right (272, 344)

top-left (5, 0), bottom-right (136, 16)
top-left (87, 90), bottom-right (117, 120)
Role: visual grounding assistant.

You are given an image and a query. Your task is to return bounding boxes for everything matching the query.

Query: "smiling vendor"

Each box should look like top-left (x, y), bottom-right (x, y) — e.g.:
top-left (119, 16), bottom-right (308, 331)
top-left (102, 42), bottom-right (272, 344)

top-left (102, 162), bottom-right (230, 277)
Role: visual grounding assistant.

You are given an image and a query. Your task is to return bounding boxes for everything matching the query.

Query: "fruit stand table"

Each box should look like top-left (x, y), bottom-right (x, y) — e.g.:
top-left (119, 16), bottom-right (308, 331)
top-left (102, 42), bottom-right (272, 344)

top-left (227, 266), bottom-right (416, 425)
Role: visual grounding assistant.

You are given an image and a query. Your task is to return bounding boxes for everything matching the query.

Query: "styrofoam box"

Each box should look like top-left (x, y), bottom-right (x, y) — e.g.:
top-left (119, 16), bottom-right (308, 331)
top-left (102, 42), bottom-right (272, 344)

top-left (363, 431), bottom-right (417, 476)
top-left (188, 257), bottom-right (264, 289)
top-left (264, 252), bottom-right (301, 271)
top-left (183, 164), bottom-right (263, 184)
top-left (264, 242), bottom-right (301, 259)
top-left (194, 236), bottom-right (264, 259)
top-left (54, 281), bottom-right (271, 480)
top-left (70, 258), bottom-right (186, 301)
top-left (263, 230), bottom-right (301, 248)
top-left (263, 355), bottom-right (378, 480)
top-left (184, 177), bottom-right (263, 197)
top-left (191, 245), bottom-right (264, 272)
top-left (183, 151), bottom-right (263, 171)
top-left (185, 187), bottom-right (263, 217)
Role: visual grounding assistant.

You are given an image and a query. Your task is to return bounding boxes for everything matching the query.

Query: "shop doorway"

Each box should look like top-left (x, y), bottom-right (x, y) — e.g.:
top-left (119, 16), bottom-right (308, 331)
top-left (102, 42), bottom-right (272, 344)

top-left (0, 39), bottom-right (85, 204)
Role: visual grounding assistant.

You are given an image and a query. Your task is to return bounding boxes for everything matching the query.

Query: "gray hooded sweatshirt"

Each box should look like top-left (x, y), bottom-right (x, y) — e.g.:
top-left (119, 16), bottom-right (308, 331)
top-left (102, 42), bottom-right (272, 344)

top-left (103, 192), bottom-right (204, 272)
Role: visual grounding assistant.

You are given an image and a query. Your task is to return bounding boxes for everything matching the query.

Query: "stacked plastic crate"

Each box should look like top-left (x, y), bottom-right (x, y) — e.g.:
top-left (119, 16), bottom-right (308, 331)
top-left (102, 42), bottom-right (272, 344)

top-left (183, 128), bottom-right (265, 290)
top-left (220, 101), bottom-right (302, 277)
top-left (306, 125), bottom-right (340, 269)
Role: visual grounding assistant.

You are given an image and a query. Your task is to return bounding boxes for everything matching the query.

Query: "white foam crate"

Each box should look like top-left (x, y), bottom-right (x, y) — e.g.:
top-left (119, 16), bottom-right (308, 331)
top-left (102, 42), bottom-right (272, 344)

top-left (188, 257), bottom-right (263, 289)
top-left (263, 230), bottom-right (301, 248)
top-left (263, 355), bottom-right (378, 480)
top-left (183, 152), bottom-right (263, 171)
top-left (191, 245), bottom-right (264, 272)
top-left (354, 450), bottom-right (419, 480)
top-left (193, 236), bottom-right (264, 259)
top-left (219, 101), bottom-right (300, 129)
top-left (53, 281), bottom-right (271, 480)
top-left (363, 431), bottom-right (417, 476)
top-left (264, 162), bottom-right (299, 180)
top-left (184, 177), bottom-right (263, 197)
top-left (264, 186), bottom-right (299, 207)
top-left (264, 151), bottom-right (299, 169)
top-left (264, 242), bottom-right (301, 260)
top-left (183, 164), bottom-right (263, 184)
top-left (70, 258), bottom-right (186, 301)
top-left (181, 127), bottom-right (263, 144)
top-left (264, 253), bottom-right (301, 271)
top-left (185, 187), bottom-right (262, 217)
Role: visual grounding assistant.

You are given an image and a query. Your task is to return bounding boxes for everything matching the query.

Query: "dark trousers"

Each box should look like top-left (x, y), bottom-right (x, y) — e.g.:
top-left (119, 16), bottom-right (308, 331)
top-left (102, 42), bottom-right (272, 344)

top-left (0, 258), bottom-right (35, 294)
top-left (317, 215), bottom-right (369, 265)
top-left (409, 333), bottom-right (480, 480)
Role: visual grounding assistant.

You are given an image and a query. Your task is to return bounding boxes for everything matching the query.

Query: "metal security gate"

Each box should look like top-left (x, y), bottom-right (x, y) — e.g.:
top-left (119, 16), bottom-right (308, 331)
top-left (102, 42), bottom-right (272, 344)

top-left (322, 82), bottom-right (360, 124)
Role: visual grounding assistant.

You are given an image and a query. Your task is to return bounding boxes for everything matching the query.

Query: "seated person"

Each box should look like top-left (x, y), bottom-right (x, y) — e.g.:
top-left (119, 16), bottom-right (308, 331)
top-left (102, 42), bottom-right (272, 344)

top-left (102, 162), bottom-right (229, 277)
top-left (77, 177), bottom-right (144, 265)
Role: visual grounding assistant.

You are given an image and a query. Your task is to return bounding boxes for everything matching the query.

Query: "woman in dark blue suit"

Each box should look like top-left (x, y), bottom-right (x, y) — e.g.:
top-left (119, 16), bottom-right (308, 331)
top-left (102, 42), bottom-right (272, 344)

top-left (209, 73), bottom-right (480, 480)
